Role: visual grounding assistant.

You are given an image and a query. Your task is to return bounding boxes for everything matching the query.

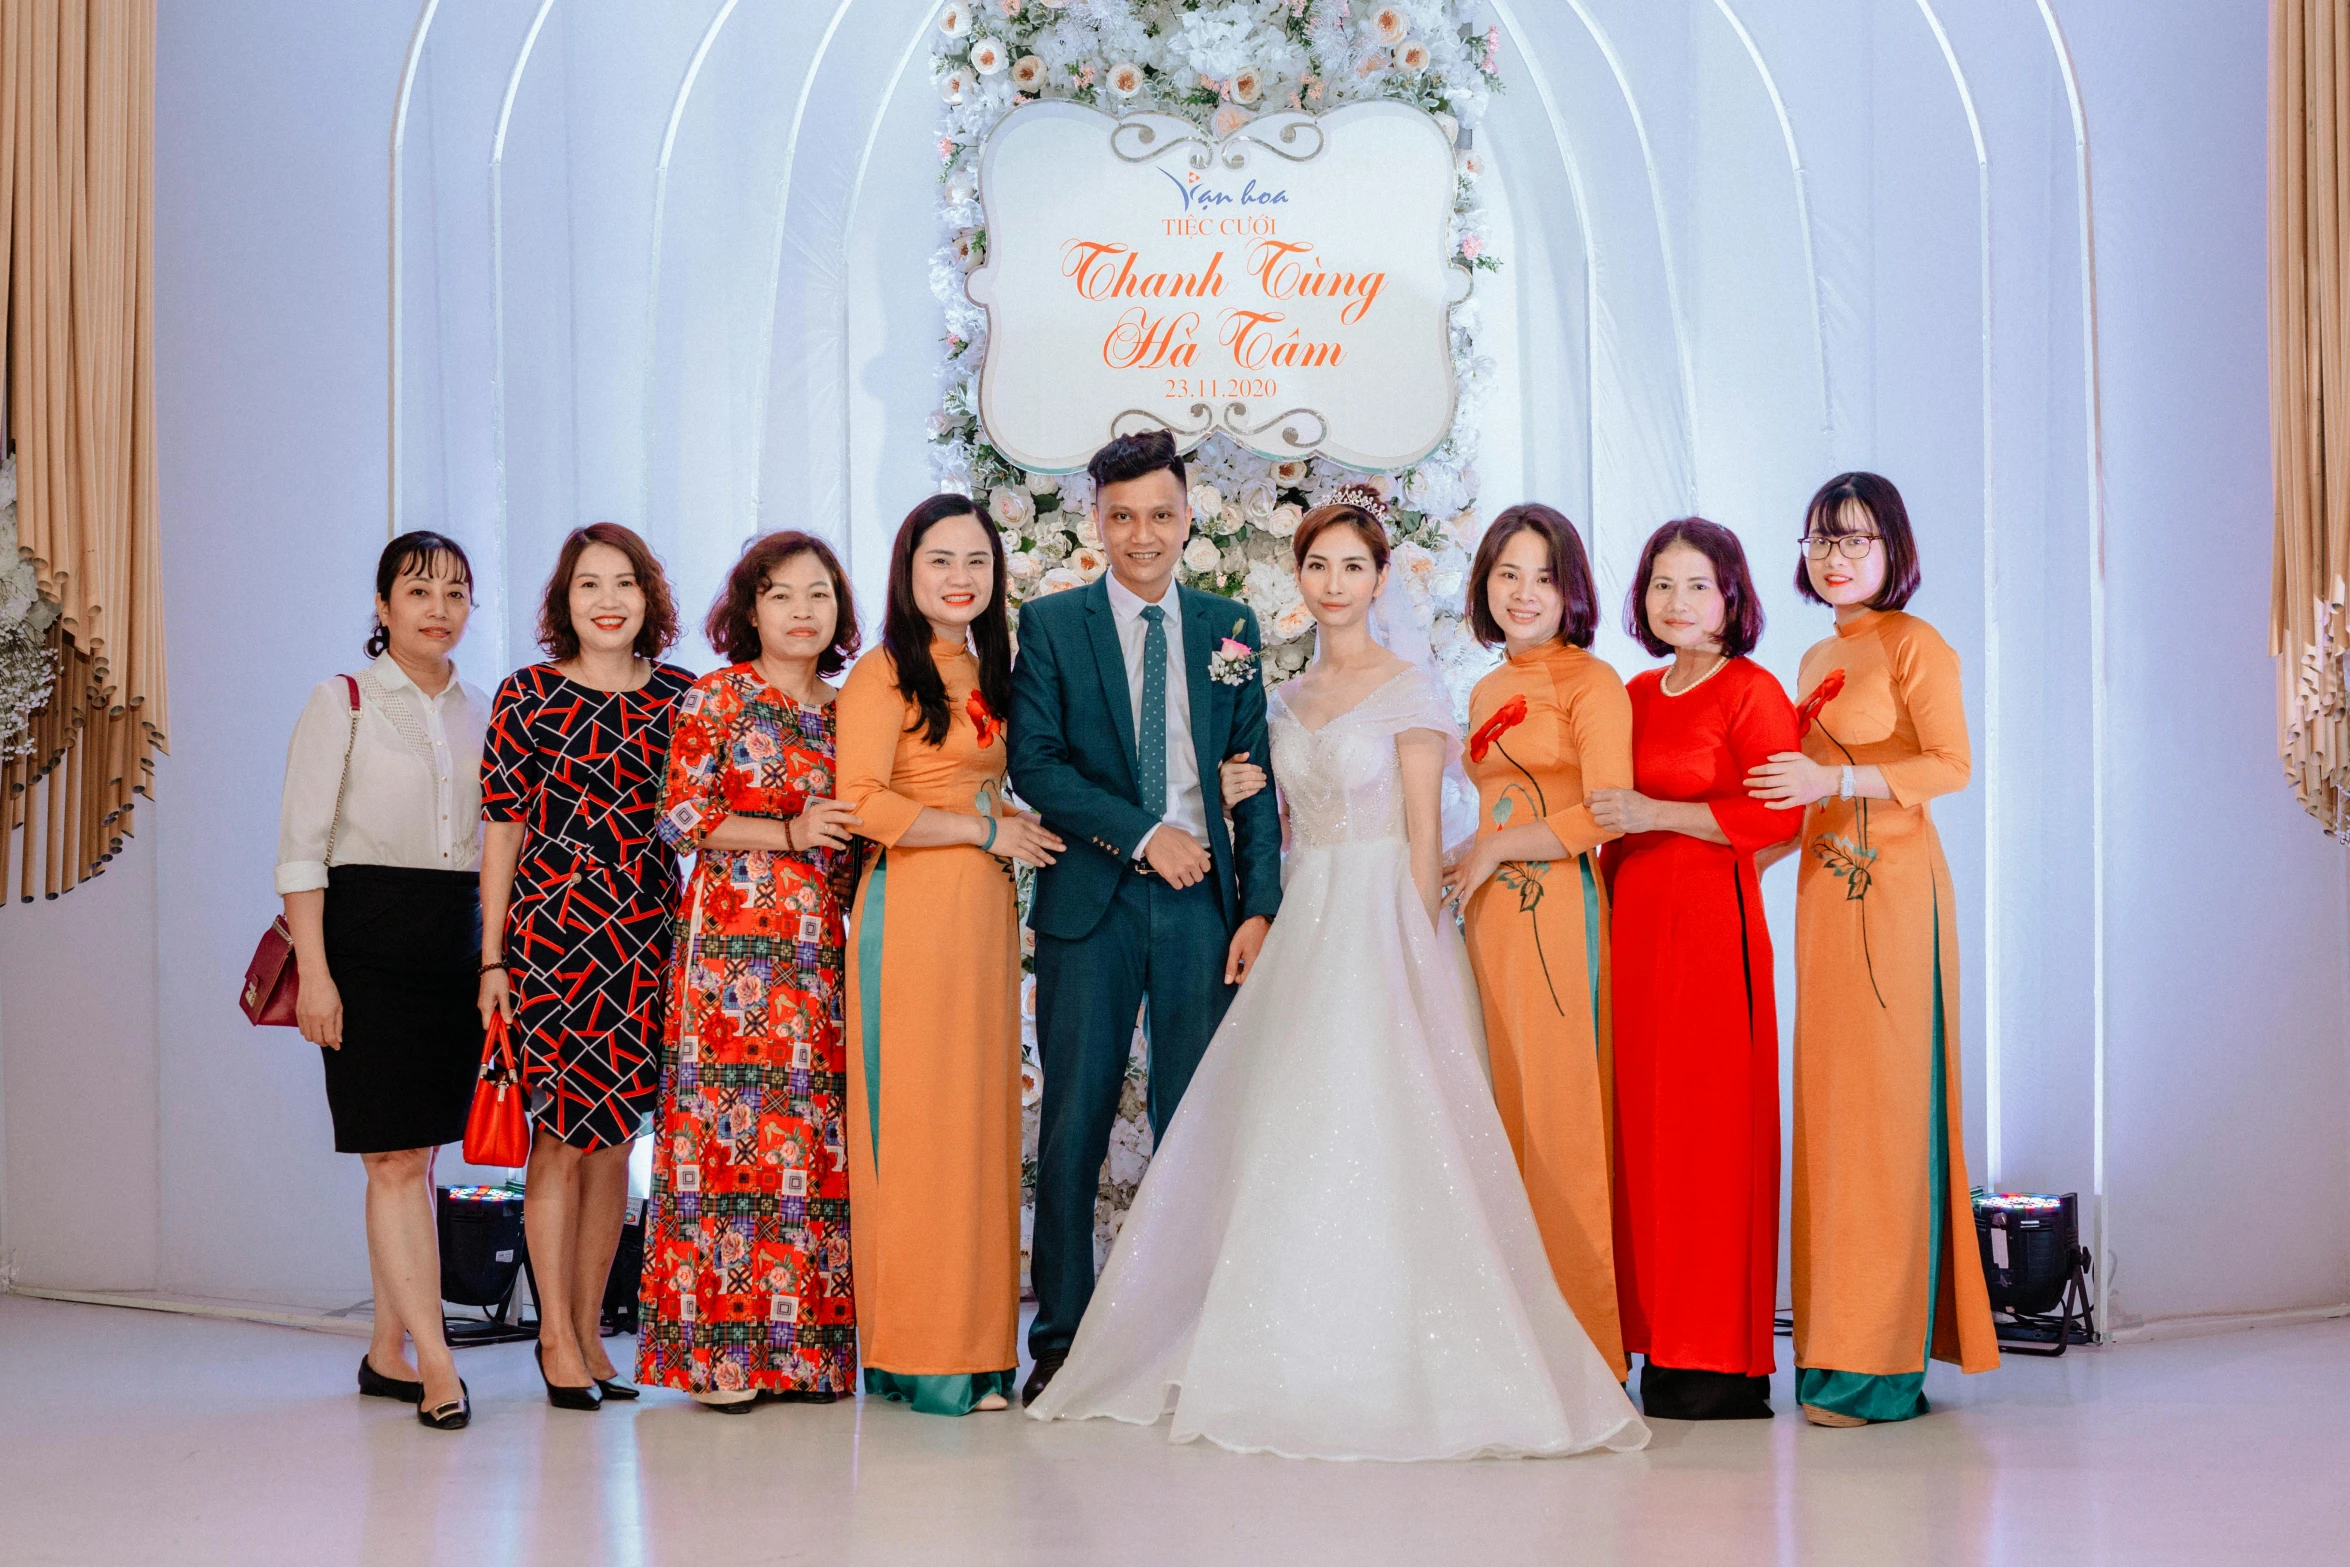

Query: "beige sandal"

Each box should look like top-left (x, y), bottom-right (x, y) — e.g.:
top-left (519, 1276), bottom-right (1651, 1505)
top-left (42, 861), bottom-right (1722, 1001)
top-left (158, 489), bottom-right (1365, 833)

top-left (1802, 1404), bottom-right (1869, 1428)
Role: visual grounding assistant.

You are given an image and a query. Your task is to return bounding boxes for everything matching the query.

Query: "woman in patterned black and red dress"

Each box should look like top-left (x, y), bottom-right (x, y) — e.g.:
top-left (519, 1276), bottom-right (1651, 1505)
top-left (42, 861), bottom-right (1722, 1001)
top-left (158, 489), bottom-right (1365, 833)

top-left (479, 522), bottom-right (693, 1408)
top-left (636, 531), bottom-right (864, 1413)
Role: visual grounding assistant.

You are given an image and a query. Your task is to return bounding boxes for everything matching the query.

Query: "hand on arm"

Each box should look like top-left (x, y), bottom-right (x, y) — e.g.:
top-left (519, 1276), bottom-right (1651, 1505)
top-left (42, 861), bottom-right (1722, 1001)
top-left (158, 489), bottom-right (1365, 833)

top-left (1217, 753), bottom-right (1268, 807)
top-left (698, 797), bottom-right (864, 854)
top-left (1586, 789), bottom-right (1730, 844)
top-left (1006, 604), bottom-right (1159, 856)
top-left (1744, 755), bottom-right (1888, 808)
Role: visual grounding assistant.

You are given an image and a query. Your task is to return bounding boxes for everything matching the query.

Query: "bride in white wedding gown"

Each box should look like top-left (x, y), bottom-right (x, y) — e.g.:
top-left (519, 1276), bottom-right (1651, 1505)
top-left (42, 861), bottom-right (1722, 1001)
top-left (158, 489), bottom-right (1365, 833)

top-left (1027, 501), bottom-right (1649, 1462)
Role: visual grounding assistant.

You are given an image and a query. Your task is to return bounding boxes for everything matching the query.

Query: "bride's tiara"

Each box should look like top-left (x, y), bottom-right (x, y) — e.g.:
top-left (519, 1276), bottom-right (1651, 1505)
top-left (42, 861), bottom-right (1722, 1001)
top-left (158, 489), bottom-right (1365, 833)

top-left (1322, 482), bottom-right (1393, 528)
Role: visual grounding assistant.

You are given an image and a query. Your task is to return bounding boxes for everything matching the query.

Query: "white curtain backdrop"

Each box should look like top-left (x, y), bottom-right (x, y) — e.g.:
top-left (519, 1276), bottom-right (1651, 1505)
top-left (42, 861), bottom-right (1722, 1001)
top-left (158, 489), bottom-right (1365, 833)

top-left (391, 0), bottom-right (2105, 1279)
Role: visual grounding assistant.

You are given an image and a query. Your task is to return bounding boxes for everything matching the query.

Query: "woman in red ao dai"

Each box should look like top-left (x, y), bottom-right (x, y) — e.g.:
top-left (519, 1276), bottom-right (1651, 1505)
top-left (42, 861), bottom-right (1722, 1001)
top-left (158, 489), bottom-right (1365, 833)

top-left (1589, 519), bottom-right (1800, 1421)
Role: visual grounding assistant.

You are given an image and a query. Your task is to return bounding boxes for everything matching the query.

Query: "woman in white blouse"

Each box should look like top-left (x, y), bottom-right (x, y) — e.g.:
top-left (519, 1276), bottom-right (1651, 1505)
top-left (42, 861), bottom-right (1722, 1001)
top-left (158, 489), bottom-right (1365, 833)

top-left (276, 531), bottom-right (490, 1432)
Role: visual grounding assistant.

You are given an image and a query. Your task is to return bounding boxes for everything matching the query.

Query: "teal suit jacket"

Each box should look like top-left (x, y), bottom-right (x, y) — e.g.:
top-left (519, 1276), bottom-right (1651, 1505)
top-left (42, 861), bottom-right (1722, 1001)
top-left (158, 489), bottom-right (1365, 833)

top-left (1009, 578), bottom-right (1283, 942)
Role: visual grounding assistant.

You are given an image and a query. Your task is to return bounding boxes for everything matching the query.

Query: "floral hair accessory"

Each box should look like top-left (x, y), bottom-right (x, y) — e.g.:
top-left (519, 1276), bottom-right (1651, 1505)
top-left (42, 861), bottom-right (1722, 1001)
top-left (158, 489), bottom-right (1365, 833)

top-left (1794, 669), bottom-right (1846, 739)
top-left (1208, 618), bottom-right (1259, 686)
top-left (1468, 694), bottom-right (1528, 764)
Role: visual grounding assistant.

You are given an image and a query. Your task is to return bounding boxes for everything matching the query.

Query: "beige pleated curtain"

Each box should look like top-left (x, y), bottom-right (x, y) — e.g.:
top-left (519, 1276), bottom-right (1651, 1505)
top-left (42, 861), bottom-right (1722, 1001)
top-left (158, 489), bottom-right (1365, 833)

top-left (2273, 0), bottom-right (2350, 834)
top-left (0, 0), bottom-right (165, 901)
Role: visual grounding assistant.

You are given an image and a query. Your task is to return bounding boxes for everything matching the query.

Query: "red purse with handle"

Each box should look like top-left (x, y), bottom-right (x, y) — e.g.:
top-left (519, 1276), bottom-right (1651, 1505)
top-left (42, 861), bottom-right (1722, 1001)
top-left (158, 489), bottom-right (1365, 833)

top-left (463, 1009), bottom-right (532, 1167)
top-left (242, 675), bottom-right (361, 1027)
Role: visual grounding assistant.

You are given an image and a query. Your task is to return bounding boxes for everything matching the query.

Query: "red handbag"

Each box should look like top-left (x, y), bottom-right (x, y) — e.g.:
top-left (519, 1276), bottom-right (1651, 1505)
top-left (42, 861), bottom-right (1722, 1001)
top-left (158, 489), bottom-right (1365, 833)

top-left (242, 675), bottom-right (361, 1027)
top-left (463, 1010), bottom-right (532, 1167)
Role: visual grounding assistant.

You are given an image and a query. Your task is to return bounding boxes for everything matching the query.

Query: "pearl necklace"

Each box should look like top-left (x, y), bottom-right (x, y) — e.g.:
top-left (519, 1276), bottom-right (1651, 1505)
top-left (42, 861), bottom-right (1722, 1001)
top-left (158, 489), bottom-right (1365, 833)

top-left (1659, 653), bottom-right (1729, 698)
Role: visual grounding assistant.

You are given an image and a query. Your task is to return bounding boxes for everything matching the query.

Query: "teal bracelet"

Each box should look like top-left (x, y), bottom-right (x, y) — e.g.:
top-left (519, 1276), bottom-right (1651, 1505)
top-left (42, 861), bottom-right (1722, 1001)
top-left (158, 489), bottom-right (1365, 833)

top-left (982, 816), bottom-right (999, 853)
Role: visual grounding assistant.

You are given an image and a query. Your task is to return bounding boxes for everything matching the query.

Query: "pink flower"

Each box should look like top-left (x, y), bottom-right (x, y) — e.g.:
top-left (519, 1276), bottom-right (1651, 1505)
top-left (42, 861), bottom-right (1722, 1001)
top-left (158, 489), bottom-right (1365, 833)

top-left (1218, 637), bottom-right (1252, 660)
top-left (1461, 234), bottom-right (1485, 260)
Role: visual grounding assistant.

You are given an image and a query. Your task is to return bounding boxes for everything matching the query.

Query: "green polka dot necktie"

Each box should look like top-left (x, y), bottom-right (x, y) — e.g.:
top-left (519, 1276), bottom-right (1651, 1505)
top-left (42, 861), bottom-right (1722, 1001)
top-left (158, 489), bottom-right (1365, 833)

top-left (1138, 603), bottom-right (1168, 818)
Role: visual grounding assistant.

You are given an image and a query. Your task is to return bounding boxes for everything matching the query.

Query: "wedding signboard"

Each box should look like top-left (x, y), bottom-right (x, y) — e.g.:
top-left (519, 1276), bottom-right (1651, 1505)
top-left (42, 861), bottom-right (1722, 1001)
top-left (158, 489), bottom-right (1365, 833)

top-left (966, 101), bottom-right (1472, 474)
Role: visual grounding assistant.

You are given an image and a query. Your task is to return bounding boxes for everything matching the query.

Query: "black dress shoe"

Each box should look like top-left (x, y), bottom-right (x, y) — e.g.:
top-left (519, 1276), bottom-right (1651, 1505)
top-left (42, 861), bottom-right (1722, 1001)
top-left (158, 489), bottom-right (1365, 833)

top-left (418, 1379), bottom-right (471, 1431)
top-left (1638, 1362), bottom-right (1774, 1420)
top-left (537, 1344), bottom-right (603, 1412)
top-left (594, 1379), bottom-right (642, 1402)
top-left (699, 1394), bottom-right (758, 1415)
top-left (357, 1354), bottom-right (424, 1404)
top-left (767, 1388), bottom-right (842, 1405)
top-left (1021, 1350), bottom-right (1067, 1407)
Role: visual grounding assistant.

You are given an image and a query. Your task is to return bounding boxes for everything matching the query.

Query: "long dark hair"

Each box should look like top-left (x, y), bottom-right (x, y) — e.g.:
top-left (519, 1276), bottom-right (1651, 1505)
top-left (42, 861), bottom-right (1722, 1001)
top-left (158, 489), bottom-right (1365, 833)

top-left (882, 494), bottom-right (1011, 746)
top-left (367, 531), bottom-right (473, 658)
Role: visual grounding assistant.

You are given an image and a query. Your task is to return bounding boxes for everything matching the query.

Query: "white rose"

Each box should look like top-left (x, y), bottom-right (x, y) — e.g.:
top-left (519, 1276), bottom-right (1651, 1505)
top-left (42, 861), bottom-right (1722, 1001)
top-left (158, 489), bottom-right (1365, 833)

top-left (1238, 478), bottom-right (1277, 523)
top-left (1010, 54), bottom-right (1046, 91)
top-left (1242, 560), bottom-right (1292, 617)
top-left (1007, 549), bottom-right (1042, 581)
top-left (1271, 459), bottom-right (1308, 486)
top-left (1271, 601), bottom-right (1317, 641)
top-left (988, 485), bottom-right (1035, 529)
top-left (969, 37), bottom-right (1008, 74)
top-left (1037, 566), bottom-right (1086, 596)
top-left (938, 2), bottom-right (972, 39)
top-left (1182, 536), bottom-right (1223, 574)
top-left (1104, 60), bottom-right (1143, 98)
top-left (1219, 544), bottom-right (1248, 575)
top-left (1189, 483), bottom-right (1224, 523)
top-left (1370, 7), bottom-right (1408, 45)
top-left (1398, 40), bottom-right (1431, 72)
top-left (1025, 470), bottom-right (1059, 496)
top-left (938, 66), bottom-right (974, 104)
top-left (1392, 539), bottom-right (1438, 596)
top-left (1070, 546), bottom-right (1108, 580)
top-left (1266, 502), bottom-right (1303, 538)
top-left (1210, 104), bottom-right (1253, 139)
top-left (1075, 512), bottom-right (1102, 548)
top-left (1229, 68), bottom-right (1263, 105)
top-left (943, 172), bottom-right (976, 205)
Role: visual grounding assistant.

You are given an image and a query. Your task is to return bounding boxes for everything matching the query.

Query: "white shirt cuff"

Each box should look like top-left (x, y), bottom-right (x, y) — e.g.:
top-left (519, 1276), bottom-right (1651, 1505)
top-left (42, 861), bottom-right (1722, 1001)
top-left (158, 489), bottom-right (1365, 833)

top-left (275, 861), bottom-right (330, 895)
top-left (1131, 823), bottom-right (1160, 861)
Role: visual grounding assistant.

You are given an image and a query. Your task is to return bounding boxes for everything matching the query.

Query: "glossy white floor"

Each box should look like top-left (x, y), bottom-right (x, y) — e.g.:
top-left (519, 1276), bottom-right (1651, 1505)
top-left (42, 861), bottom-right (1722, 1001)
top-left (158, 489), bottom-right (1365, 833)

top-left (0, 1293), bottom-right (2342, 1566)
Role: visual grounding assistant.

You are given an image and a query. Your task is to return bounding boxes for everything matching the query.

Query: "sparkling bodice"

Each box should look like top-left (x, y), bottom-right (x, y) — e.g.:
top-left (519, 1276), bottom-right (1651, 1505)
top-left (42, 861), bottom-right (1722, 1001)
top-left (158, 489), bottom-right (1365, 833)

top-left (1270, 667), bottom-right (1461, 851)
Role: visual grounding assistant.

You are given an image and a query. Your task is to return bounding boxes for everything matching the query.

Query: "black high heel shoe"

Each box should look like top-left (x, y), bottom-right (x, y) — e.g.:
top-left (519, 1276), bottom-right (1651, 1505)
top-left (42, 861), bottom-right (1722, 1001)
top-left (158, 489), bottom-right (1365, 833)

top-left (357, 1353), bottom-right (425, 1404)
top-left (595, 1378), bottom-right (641, 1402)
top-left (537, 1344), bottom-right (603, 1412)
top-left (418, 1379), bottom-right (470, 1431)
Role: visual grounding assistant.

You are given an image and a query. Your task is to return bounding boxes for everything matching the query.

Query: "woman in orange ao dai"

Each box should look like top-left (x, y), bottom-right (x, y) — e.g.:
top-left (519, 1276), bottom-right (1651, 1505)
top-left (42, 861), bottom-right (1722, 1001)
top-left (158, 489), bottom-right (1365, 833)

top-left (835, 494), bottom-right (1064, 1416)
top-left (1443, 503), bottom-right (1632, 1381)
top-left (1746, 472), bottom-right (1998, 1426)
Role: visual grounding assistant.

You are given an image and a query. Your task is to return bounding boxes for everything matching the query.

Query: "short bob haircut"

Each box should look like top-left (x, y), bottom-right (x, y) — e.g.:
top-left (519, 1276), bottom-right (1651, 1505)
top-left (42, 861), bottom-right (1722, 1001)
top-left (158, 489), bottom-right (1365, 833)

top-left (1796, 471), bottom-right (1922, 611)
top-left (705, 530), bottom-right (861, 677)
top-left (367, 530), bottom-right (473, 658)
top-left (1466, 503), bottom-right (1599, 649)
top-left (537, 521), bottom-right (679, 662)
top-left (1626, 517), bottom-right (1765, 659)
top-left (1291, 501), bottom-right (1390, 574)
top-left (1087, 428), bottom-right (1187, 494)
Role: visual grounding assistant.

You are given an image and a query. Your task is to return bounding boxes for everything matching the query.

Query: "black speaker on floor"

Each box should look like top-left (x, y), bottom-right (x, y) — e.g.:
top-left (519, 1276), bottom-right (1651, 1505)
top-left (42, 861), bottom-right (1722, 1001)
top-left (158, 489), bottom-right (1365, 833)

top-left (1973, 1190), bottom-right (2095, 1356)
top-left (600, 1199), bottom-right (644, 1337)
top-left (437, 1184), bottom-right (538, 1346)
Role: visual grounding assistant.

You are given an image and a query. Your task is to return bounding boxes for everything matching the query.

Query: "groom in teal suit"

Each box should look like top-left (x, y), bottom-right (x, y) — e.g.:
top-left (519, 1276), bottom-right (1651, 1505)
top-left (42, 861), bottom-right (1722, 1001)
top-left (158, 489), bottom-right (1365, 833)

top-left (1010, 431), bottom-right (1284, 1403)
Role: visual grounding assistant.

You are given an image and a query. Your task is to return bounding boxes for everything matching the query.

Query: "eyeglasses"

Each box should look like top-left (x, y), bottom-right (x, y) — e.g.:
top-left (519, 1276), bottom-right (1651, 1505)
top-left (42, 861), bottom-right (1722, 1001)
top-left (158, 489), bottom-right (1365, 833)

top-left (1800, 533), bottom-right (1882, 562)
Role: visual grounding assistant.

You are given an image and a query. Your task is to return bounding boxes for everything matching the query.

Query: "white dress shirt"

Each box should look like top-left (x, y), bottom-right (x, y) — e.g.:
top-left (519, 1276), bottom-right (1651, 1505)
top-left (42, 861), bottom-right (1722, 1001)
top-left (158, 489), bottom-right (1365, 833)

top-left (1104, 571), bottom-right (1208, 859)
top-left (275, 653), bottom-right (491, 894)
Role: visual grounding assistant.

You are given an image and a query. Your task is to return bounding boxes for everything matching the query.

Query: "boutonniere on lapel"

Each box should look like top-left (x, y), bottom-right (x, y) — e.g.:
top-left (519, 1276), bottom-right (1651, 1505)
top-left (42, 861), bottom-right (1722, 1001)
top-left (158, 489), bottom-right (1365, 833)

top-left (1207, 618), bottom-right (1258, 687)
top-left (966, 688), bottom-right (1002, 748)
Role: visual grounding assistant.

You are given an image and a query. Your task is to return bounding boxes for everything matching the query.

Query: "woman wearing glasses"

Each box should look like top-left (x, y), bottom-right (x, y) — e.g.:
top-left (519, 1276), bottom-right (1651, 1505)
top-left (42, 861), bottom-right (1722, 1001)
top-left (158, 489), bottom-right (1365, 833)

top-left (1744, 473), bottom-right (1999, 1426)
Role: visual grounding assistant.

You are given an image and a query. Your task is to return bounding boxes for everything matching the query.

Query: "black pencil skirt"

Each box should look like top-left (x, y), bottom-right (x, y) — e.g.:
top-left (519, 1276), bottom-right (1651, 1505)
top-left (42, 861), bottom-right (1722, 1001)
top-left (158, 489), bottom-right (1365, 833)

top-left (318, 864), bottom-right (483, 1155)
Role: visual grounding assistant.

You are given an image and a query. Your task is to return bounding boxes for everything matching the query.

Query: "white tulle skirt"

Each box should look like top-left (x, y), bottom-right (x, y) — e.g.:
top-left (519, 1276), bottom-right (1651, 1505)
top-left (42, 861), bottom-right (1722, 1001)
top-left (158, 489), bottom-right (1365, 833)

top-left (1027, 839), bottom-right (1650, 1462)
